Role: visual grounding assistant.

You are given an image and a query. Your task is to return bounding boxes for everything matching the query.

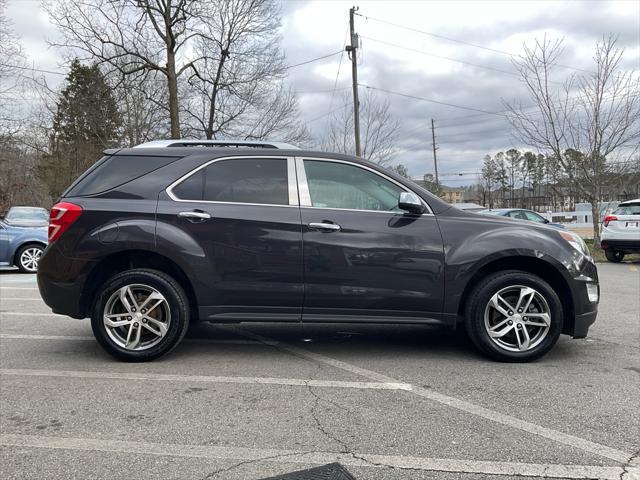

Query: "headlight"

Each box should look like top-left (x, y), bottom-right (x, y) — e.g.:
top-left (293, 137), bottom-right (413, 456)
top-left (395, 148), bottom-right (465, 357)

top-left (559, 230), bottom-right (590, 258)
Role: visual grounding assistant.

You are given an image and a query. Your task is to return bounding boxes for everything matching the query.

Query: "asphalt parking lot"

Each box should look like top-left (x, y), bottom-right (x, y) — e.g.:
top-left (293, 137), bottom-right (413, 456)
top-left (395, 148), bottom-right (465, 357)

top-left (1, 262), bottom-right (639, 480)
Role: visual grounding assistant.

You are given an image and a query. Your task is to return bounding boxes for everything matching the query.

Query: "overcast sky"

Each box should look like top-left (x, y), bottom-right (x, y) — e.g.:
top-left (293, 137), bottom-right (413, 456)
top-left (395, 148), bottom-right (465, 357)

top-left (5, 0), bottom-right (640, 184)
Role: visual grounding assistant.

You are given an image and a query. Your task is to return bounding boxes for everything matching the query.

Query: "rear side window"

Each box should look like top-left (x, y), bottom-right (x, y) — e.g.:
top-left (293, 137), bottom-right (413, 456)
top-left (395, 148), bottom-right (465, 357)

top-left (65, 155), bottom-right (180, 196)
top-left (172, 158), bottom-right (288, 205)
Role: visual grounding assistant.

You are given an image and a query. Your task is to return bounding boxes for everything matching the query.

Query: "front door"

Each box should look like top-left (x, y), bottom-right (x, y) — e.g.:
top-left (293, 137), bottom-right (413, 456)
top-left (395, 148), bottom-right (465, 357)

top-left (156, 156), bottom-right (303, 321)
top-left (297, 158), bottom-right (445, 323)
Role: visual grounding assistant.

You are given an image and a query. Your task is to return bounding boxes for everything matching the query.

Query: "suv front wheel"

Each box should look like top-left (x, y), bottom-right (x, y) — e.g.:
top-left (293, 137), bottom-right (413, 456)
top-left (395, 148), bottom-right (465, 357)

top-left (465, 270), bottom-right (563, 362)
top-left (91, 269), bottom-right (190, 361)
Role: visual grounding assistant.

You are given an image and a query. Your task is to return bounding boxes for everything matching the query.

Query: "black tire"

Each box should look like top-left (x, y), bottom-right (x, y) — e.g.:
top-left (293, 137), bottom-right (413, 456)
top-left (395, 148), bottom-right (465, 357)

top-left (604, 249), bottom-right (624, 263)
top-left (464, 270), bottom-right (563, 362)
top-left (15, 243), bottom-right (44, 273)
top-left (91, 269), bottom-right (190, 362)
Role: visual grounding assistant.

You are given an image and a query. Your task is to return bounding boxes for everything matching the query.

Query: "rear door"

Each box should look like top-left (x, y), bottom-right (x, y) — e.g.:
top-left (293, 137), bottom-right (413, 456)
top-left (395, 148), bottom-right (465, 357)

top-left (296, 157), bottom-right (445, 323)
top-left (156, 156), bottom-right (304, 321)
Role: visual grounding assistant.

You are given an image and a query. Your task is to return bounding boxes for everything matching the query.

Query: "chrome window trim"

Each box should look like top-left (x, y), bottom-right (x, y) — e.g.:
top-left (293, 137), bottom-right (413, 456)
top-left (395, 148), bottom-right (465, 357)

top-left (287, 158), bottom-right (299, 206)
top-left (166, 155), bottom-right (298, 207)
top-left (294, 158), bottom-right (312, 206)
top-left (295, 156), bottom-right (434, 216)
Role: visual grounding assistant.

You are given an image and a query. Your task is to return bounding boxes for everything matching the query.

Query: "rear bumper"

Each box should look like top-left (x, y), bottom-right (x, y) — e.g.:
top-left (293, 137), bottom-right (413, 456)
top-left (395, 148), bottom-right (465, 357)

top-left (600, 239), bottom-right (640, 252)
top-left (37, 245), bottom-right (94, 319)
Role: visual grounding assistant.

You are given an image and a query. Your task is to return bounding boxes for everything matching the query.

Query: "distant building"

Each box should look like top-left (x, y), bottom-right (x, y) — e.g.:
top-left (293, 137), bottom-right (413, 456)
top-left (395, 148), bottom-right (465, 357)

top-left (439, 186), bottom-right (465, 204)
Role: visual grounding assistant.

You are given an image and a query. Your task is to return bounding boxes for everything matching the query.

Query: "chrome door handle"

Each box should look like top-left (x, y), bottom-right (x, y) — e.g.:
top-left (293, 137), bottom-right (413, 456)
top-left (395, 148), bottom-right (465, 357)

top-left (178, 210), bottom-right (211, 222)
top-left (308, 222), bottom-right (341, 232)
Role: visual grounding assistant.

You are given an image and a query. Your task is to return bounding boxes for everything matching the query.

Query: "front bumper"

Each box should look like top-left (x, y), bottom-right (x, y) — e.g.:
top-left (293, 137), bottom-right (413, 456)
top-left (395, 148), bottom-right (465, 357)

top-left (565, 257), bottom-right (599, 338)
top-left (572, 310), bottom-right (598, 339)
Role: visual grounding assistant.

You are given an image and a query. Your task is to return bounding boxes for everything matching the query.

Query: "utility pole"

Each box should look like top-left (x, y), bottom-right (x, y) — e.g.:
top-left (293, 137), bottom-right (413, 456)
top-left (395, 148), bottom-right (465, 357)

top-left (347, 6), bottom-right (361, 157)
top-left (431, 118), bottom-right (439, 191)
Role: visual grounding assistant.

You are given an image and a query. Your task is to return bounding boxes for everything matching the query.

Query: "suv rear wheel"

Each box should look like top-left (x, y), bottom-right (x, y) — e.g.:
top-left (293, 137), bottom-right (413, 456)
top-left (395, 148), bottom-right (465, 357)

top-left (91, 269), bottom-right (190, 361)
top-left (465, 270), bottom-right (563, 362)
top-left (604, 249), bottom-right (624, 263)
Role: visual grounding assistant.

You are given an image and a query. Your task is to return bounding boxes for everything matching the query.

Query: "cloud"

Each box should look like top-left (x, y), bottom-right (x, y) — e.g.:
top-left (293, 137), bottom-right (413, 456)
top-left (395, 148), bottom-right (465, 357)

top-left (5, 0), bottom-right (639, 185)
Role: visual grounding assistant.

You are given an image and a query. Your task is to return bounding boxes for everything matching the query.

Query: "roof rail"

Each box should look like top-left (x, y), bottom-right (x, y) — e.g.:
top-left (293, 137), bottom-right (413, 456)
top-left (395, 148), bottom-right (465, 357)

top-left (132, 139), bottom-right (299, 150)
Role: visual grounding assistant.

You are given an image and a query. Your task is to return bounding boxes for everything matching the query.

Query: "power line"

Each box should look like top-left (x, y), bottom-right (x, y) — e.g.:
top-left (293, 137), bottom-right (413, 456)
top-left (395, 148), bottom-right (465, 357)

top-left (361, 35), bottom-right (551, 81)
top-left (359, 83), bottom-right (506, 116)
top-left (0, 62), bottom-right (66, 76)
top-left (435, 90), bottom-right (640, 129)
top-left (0, 49), bottom-right (345, 79)
top-left (284, 50), bottom-right (343, 70)
top-left (354, 12), bottom-right (593, 74)
top-left (295, 86), bottom-right (349, 94)
top-left (329, 23), bottom-right (350, 110)
top-left (306, 103), bottom-right (349, 124)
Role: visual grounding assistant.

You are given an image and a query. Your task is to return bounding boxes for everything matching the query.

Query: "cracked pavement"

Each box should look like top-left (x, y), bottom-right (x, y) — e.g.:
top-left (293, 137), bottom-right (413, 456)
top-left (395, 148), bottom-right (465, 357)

top-left (1, 261), bottom-right (639, 479)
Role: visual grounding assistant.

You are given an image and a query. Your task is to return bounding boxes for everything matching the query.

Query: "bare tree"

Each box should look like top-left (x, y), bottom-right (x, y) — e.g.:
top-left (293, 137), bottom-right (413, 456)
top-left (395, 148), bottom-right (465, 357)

top-left (108, 67), bottom-right (170, 146)
top-left (0, 0), bottom-right (24, 140)
top-left (505, 35), bottom-right (640, 243)
top-left (321, 90), bottom-right (401, 166)
top-left (181, 0), bottom-right (308, 144)
top-left (45, 0), bottom-right (207, 138)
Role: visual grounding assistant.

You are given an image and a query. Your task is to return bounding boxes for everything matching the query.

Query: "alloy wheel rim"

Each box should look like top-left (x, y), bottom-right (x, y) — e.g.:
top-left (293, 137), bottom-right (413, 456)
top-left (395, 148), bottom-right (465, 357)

top-left (20, 247), bottom-right (42, 272)
top-left (103, 284), bottom-right (171, 351)
top-left (483, 285), bottom-right (551, 353)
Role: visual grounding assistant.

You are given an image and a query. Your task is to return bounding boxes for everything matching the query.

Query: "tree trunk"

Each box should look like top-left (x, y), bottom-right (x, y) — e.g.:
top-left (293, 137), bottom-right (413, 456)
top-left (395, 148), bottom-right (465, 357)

top-left (166, 50), bottom-right (180, 139)
top-left (590, 200), bottom-right (601, 248)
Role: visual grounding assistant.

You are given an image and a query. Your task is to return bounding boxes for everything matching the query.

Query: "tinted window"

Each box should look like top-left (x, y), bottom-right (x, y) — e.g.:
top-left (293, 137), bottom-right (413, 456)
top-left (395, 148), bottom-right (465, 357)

top-left (173, 158), bottom-right (289, 205)
top-left (304, 160), bottom-right (403, 211)
top-left (66, 155), bottom-right (180, 196)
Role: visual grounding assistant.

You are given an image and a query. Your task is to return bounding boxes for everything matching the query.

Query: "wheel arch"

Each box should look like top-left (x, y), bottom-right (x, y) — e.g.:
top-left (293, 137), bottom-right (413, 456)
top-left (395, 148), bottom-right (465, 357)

top-left (457, 255), bottom-right (575, 336)
top-left (80, 249), bottom-right (198, 320)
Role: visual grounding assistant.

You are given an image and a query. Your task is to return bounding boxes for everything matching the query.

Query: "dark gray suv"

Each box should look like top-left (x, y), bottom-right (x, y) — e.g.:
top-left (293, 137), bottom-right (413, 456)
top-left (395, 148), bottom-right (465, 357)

top-left (37, 145), bottom-right (599, 362)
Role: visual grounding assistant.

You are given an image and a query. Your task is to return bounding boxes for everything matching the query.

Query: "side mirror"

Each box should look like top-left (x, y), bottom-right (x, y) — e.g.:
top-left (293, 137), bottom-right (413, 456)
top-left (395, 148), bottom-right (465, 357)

top-left (398, 192), bottom-right (426, 214)
top-left (543, 219), bottom-right (550, 224)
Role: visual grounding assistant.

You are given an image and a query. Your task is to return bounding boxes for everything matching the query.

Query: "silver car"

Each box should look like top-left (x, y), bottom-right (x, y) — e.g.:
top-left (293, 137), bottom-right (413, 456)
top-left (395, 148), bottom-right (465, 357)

top-left (600, 198), bottom-right (640, 262)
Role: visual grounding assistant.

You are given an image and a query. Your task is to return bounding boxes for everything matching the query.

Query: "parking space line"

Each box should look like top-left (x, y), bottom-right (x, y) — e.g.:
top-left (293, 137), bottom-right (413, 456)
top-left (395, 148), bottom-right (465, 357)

top-left (0, 312), bottom-right (67, 317)
top-left (1, 433), bottom-right (634, 479)
top-left (225, 327), bottom-right (633, 464)
top-left (0, 368), bottom-right (411, 391)
top-left (0, 333), bottom-right (262, 345)
top-left (0, 297), bottom-right (43, 301)
top-left (0, 287), bottom-right (39, 290)
top-left (0, 334), bottom-right (95, 341)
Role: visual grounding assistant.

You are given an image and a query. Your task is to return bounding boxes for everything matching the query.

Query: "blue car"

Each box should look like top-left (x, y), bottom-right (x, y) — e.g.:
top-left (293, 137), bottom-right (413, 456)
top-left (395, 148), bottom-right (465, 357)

top-left (479, 208), bottom-right (568, 230)
top-left (0, 215), bottom-right (49, 273)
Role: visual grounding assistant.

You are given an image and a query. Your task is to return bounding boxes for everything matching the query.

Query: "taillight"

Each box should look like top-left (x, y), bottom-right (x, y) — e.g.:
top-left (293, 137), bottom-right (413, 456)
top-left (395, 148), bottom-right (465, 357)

top-left (603, 215), bottom-right (617, 227)
top-left (49, 202), bottom-right (83, 243)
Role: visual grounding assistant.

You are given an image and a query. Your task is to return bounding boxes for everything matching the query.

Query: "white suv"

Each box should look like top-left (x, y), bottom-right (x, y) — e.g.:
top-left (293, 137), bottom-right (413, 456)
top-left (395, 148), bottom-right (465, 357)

top-left (600, 198), bottom-right (640, 262)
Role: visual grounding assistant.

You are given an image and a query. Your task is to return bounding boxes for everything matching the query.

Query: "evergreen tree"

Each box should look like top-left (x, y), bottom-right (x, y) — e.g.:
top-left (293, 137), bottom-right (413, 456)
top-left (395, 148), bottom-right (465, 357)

top-left (40, 60), bottom-right (121, 197)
